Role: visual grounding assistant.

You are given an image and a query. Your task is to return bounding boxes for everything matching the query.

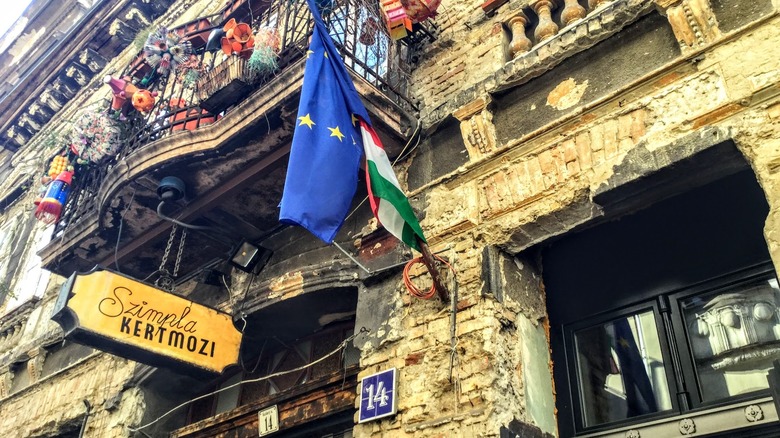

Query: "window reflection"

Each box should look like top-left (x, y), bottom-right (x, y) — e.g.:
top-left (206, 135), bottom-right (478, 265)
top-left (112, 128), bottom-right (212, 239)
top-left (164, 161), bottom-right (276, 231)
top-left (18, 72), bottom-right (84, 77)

top-left (682, 276), bottom-right (780, 402)
top-left (575, 311), bottom-right (672, 427)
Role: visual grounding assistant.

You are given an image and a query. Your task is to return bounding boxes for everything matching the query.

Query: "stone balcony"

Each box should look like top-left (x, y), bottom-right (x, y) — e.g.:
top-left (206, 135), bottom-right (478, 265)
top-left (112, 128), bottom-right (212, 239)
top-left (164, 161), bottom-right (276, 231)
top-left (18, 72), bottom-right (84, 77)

top-left (38, 0), bottom-right (418, 290)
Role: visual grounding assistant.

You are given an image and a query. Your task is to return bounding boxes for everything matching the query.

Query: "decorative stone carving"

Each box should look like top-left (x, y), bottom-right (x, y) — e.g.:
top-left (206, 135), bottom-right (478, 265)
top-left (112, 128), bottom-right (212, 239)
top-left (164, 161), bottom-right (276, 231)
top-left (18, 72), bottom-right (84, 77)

top-left (508, 12), bottom-right (533, 58)
top-left (662, 0), bottom-right (721, 51)
top-left (562, 0), bottom-right (587, 27)
top-left (0, 367), bottom-right (12, 398)
top-left (625, 430), bottom-right (641, 438)
top-left (532, 0), bottom-right (559, 42)
top-left (78, 48), bottom-right (108, 73)
top-left (26, 348), bottom-right (47, 382)
top-left (589, 0), bottom-right (609, 9)
top-left (678, 418), bottom-right (696, 435)
top-left (453, 97), bottom-right (498, 160)
top-left (745, 404), bottom-right (764, 422)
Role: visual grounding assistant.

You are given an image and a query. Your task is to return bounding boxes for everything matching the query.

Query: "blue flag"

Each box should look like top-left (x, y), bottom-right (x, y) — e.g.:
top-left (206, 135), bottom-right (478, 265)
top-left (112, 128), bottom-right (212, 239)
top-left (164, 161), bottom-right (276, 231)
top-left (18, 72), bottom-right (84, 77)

top-left (279, 0), bottom-right (372, 243)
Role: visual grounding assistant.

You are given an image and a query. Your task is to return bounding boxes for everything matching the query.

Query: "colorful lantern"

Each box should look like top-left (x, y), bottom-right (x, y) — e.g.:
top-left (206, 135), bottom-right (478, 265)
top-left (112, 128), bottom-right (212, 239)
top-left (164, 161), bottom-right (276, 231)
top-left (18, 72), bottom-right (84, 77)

top-left (381, 0), bottom-right (441, 40)
top-left (144, 27), bottom-right (193, 75)
top-left (103, 75), bottom-right (158, 115)
top-left (35, 171), bottom-right (73, 224)
top-left (70, 110), bottom-right (124, 163)
top-left (221, 18), bottom-right (255, 60)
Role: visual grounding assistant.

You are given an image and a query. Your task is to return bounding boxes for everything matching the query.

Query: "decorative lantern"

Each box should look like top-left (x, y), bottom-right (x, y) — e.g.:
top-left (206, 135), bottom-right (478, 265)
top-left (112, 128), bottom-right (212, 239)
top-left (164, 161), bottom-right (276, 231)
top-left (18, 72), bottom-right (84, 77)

top-left (35, 171), bottom-right (73, 224)
top-left (144, 27), bottom-right (193, 76)
top-left (381, 0), bottom-right (441, 40)
top-left (70, 110), bottom-right (124, 163)
top-left (221, 18), bottom-right (255, 60)
top-left (359, 17), bottom-right (380, 46)
top-left (103, 75), bottom-right (158, 116)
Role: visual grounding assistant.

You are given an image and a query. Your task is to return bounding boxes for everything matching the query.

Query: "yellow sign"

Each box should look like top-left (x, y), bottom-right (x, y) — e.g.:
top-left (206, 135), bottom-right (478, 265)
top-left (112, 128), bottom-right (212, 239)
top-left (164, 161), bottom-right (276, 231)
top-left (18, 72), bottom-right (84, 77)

top-left (52, 267), bottom-right (242, 374)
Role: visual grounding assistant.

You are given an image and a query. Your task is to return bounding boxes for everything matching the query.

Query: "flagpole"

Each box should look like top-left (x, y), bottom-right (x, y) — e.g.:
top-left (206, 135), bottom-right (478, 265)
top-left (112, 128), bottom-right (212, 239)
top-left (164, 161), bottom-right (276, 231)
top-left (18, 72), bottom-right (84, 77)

top-left (416, 237), bottom-right (450, 302)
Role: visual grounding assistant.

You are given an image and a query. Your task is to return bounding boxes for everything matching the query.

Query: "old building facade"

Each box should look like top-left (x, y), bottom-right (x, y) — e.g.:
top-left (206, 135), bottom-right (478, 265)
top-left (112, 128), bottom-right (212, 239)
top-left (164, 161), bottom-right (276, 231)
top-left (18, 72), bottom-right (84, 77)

top-left (0, 0), bottom-right (779, 437)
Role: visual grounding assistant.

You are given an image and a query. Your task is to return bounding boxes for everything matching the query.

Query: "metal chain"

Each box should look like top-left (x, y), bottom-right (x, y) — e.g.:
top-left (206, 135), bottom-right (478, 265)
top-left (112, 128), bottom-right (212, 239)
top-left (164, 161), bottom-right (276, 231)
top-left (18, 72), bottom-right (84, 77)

top-left (173, 228), bottom-right (187, 278)
top-left (158, 224), bottom-right (178, 273)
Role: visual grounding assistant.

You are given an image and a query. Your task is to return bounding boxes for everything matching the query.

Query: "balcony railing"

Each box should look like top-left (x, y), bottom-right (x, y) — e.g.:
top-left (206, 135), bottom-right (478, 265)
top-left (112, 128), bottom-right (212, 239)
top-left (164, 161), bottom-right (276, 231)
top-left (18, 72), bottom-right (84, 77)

top-left (54, 0), bottom-right (415, 235)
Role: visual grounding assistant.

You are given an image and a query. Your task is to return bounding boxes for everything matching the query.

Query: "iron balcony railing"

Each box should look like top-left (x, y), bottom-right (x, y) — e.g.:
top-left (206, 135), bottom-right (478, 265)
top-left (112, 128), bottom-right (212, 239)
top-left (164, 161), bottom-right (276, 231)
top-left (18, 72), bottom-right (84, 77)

top-left (54, 0), bottom-right (415, 235)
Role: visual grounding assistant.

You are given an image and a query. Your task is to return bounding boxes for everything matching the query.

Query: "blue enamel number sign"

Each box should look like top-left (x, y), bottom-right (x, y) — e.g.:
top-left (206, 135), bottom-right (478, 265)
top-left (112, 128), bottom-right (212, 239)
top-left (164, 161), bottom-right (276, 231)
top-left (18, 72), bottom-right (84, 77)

top-left (358, 368), bottom-right (398, 423)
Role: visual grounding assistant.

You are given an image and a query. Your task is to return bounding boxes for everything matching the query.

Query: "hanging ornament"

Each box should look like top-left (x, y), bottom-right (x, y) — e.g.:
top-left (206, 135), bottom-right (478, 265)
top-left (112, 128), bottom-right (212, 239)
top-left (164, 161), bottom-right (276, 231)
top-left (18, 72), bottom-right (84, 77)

top-left (359, 16), bottom-right (380, 46)
top-left (402, 0), bottom-right (441, 22)
top-left (70, 109), bottom-right (124, 163)
top-left (35, 171), bottom-right (73, 224)
top-left (248, 26), bottom-right (281, 76)
top-left (144, 27), bottom-right (193, 75)
top-left (220, 18), bottom-right (255, 60)
top-left (103, 75), bottom-right (158, 116)
top-left (381, 0), bottom-right (441, 40)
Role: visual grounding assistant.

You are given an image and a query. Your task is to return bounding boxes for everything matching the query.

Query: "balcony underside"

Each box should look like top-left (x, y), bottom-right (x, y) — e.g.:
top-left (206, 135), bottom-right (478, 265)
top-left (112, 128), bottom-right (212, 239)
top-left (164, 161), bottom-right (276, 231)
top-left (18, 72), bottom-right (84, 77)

top-left (39, 59), bottom-right (414, 283)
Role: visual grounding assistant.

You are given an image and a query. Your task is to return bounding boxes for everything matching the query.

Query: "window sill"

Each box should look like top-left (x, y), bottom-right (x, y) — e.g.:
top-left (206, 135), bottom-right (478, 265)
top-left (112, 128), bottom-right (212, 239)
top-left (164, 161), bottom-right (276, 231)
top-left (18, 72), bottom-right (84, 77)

top-left (577, 396), bottom-right (779, 437)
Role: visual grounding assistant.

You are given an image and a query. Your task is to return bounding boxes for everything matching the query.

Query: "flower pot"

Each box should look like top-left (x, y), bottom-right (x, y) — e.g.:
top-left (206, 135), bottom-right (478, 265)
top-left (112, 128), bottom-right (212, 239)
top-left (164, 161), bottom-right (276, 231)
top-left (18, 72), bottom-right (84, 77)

top-left (168, 98), bottom-right (218, 131)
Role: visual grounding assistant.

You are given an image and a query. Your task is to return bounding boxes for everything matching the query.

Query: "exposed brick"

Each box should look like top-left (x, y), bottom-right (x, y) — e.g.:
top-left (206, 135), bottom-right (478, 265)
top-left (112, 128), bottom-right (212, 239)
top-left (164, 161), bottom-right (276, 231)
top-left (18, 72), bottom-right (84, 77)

top-left (562, 139), bottom-right (577, 163)
top-left (630, 109), bottom-right (647, 141)
top-left (575, 132), bottom-right (593, 169)
top-left (617, 113), bottom-right (633, 139)
top-left (405, 351), bottom-right (425, 366)
top-left (589, 125), bottom-right (604, 151)
top-left (602, 119), bottom-right (619, 158)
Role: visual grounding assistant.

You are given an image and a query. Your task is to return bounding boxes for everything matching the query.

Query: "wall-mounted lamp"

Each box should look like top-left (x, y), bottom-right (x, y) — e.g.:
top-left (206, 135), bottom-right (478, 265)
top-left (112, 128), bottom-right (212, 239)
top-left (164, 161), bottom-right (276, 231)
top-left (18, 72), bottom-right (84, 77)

top-left (230, 241), bottom-right (273, 274)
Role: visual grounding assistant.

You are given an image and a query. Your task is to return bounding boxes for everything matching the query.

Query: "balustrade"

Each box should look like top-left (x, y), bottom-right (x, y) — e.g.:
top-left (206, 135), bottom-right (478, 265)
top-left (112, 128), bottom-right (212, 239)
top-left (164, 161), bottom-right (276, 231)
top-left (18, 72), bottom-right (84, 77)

top-left (507, 0), bottom-right (618, 60)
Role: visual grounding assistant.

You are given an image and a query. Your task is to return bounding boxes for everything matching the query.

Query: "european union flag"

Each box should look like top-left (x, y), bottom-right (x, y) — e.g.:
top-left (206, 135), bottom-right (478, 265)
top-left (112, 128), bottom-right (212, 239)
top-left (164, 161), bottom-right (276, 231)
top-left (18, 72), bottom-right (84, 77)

top-left (279, 0), bottom-right (372, 243)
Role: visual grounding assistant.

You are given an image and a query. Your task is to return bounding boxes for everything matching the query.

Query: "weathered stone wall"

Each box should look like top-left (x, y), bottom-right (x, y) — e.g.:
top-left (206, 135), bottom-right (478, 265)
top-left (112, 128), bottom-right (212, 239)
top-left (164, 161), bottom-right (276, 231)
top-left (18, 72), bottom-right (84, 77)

top-left (355, 1), bottom-right (780, 437)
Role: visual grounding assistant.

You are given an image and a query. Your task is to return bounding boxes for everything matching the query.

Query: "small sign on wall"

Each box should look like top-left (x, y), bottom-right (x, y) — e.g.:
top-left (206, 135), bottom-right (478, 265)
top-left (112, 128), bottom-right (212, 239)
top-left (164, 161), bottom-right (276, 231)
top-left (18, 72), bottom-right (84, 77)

top-left (258, 405), bottom-right (279, 436)
top-left (358, 368), bottom-right (398, 423)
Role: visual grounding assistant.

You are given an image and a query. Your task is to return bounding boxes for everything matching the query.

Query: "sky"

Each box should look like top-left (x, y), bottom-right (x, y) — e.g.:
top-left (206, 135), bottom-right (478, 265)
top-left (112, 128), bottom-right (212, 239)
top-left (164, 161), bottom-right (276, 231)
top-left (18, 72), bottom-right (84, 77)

top-left (0, 0), bottom-right (33, 37)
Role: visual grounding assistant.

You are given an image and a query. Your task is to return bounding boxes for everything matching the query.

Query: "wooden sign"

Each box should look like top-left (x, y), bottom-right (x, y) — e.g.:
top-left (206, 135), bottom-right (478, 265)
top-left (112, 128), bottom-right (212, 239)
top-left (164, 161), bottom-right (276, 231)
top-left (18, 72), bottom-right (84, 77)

top-left (51, 267), bottom-right (242, 375)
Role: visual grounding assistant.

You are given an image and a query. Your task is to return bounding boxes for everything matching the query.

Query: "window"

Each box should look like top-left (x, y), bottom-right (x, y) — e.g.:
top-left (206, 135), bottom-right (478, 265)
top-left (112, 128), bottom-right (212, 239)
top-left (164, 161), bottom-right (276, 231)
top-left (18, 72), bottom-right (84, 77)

top-left (188, 323), bottom-right (358, 424)
top-left (673, 273), bottom-right (780, 403)
top-left (573, 309), bottom-right (673, 427)
top-left (545, 167), bottom-right (779, 436)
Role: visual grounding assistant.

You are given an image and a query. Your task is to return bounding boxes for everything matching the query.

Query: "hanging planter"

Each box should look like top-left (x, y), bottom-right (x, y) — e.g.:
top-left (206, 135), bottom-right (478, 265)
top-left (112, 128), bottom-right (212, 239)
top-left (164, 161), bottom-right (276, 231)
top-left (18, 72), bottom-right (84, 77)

top-left (70, 109), bottom-right (125, 163)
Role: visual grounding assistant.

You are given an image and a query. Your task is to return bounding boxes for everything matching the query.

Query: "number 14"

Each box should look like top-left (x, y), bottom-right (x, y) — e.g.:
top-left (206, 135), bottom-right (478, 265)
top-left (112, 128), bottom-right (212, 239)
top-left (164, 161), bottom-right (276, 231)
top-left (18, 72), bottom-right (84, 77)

top-left (365, 381), bottom-right (390, 410)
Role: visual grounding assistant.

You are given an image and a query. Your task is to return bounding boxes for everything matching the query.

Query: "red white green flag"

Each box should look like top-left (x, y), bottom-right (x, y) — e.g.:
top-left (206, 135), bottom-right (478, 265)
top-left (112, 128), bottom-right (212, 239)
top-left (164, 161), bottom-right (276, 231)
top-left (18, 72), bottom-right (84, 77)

top-left (359, 119), bottom-right (426, 252)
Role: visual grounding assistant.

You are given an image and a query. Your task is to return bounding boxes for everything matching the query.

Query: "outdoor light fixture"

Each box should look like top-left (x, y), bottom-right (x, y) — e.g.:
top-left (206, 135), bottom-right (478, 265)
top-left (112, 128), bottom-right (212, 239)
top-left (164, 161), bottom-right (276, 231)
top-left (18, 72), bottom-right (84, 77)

top-left (230, 241), bottom-right (273, 274)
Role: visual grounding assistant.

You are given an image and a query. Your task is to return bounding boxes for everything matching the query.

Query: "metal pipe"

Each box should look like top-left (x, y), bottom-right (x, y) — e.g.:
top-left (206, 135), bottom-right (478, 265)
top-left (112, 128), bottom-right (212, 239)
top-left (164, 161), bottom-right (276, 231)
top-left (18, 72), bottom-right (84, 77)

top-left (78, 399), bottom-right (92, 438)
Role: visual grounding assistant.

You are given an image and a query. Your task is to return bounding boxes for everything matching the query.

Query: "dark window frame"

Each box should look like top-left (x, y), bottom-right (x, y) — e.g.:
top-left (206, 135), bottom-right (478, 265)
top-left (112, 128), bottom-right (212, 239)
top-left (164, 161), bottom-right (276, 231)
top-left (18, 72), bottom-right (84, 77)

top-left (560, 262), bottom-right (778, 435)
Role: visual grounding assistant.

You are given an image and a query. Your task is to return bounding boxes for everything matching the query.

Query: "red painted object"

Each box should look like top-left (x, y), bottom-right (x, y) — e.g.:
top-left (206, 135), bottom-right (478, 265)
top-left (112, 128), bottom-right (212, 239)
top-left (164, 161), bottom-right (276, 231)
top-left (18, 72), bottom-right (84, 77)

top-left (168, 98), bottom-right (219, 131)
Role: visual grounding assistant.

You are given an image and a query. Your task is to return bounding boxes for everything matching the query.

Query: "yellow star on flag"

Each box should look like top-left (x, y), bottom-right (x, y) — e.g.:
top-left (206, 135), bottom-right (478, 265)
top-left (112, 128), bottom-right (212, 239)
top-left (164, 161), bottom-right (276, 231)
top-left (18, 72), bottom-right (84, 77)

top-left (298, 113), bottom-right (315, 129)
top-left (324, 52), bottom-right (329, 59)
top-left (351, 113), bottom-right (359, 127)
top-left (306, 50), bottom-right (315, 59)
top-left (328, 126), bottom-right (345, 142)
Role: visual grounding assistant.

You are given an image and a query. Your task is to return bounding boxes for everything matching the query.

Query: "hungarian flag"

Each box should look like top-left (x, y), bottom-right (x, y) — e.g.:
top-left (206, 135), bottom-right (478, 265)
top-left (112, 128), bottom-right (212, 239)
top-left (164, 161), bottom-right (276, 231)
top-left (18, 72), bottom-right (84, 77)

top-left (280, 0), bottom-right (426, 251)
top-left (360, 120), bottom-right (425, 251)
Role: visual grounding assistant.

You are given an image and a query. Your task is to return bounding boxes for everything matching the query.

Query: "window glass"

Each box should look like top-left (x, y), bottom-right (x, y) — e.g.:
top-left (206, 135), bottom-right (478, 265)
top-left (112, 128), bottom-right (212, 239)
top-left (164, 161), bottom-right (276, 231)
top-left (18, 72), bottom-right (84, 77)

top-left (575, 311), bottom-right (672, 427)
top-left (682, 276), bottom-right (780, 402)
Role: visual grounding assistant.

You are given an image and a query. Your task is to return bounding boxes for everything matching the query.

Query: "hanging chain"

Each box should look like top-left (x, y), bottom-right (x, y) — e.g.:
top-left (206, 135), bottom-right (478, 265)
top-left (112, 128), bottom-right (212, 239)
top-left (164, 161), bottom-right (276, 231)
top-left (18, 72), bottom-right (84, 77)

top-left (173, 228), bottom-right (187, 278)
top-left (155, 224), bottom-right (186, 292)
top-left (158, 224), bottom-right (178, 274)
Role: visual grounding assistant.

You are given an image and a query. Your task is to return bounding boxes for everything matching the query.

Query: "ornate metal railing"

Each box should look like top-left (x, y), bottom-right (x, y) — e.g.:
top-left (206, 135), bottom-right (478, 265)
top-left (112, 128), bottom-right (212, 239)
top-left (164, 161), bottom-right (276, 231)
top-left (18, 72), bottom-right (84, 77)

top-left (54, 0), bottom-right (414, 235)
